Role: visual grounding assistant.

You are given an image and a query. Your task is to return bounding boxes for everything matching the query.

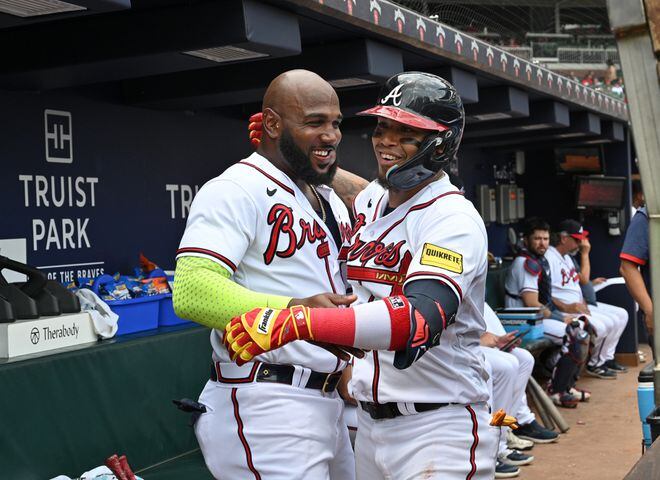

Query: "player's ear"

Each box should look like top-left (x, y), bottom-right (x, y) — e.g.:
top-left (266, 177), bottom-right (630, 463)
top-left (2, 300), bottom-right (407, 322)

top-left (263, 108), bottom-right (282, 139)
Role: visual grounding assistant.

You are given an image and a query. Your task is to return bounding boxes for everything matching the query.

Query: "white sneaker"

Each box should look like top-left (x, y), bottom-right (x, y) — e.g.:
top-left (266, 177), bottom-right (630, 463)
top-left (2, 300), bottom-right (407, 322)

top-left (507, 430), bottom-right (534, 451)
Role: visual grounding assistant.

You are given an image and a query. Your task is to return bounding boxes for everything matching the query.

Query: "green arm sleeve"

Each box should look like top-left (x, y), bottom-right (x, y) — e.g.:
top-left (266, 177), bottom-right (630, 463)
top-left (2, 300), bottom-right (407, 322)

top-left (173, 256), bottom-right (292, 330)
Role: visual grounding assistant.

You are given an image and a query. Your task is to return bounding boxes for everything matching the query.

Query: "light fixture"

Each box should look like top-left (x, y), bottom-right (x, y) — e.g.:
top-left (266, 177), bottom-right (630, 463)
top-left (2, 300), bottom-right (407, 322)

top-left (183, 46), bottom-right (269, 63)
top-left (0, 0), bottom-right (86, 17)
top-left (328, 78), bottom-right (376, 88)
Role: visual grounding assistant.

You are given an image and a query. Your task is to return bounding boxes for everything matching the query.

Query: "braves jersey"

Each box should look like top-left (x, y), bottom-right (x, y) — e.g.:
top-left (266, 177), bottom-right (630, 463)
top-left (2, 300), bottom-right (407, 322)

top-left (177, 152), bottom-right (352, 373)
top-left (347, 176), bottom-right (490, 404)
top-left (545, 246), bottom-right (582, 304)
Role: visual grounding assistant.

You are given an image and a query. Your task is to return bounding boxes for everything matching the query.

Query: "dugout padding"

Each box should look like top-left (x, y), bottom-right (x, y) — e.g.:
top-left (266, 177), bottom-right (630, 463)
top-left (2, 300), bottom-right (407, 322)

top-left (0, 325), bottom-right (212, 479)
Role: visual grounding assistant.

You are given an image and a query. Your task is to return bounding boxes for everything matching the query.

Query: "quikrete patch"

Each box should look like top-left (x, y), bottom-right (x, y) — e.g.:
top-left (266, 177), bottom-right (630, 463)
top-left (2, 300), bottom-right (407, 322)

top-left (420, 243), bottom-right (463, 273)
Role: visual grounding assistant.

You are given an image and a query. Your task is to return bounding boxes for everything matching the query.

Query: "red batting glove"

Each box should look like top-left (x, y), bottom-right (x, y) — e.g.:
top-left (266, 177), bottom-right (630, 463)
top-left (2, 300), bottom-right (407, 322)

top-left (248, 112), bottom-right (263, 148)
top-left (224, 306), bottom-right (313, 365)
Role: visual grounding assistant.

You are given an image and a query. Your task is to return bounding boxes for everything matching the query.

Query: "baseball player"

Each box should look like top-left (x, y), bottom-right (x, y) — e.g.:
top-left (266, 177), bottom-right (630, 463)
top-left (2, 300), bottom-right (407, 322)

top-left (226, 72), bottom-right (499, 479)
top-left (505, 217), bottom-right (592, 406)
top-left (173, 70), bottom-right (360, 480)
top-left (545, 220), bottom-right (628, 379)
top-left (619, 180), bottom-right (653, 343)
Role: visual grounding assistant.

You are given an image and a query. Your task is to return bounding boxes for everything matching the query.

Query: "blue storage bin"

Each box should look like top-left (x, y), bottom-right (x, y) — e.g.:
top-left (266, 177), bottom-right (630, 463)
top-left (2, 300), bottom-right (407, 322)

top-left (92, 274), bottom-right (160, 335)
top-left (105, 296), bottom-right (160, 335)
top-left (158, 294), bottom-right (191, 327)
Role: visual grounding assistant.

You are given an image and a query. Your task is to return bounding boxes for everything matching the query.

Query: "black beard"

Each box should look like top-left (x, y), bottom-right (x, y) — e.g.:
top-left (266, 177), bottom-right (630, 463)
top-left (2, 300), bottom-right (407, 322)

top-left (279, 130), bottom-right (338, 186)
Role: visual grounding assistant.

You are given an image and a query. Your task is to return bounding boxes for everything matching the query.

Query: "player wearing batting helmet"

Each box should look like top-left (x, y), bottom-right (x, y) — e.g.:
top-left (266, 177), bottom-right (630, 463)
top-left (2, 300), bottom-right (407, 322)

top-left (227, 72), bottom-right (498, 479)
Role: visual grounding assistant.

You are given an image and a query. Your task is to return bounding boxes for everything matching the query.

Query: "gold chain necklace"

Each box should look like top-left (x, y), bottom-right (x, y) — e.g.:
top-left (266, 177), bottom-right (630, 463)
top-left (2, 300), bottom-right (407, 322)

top-left (308, 184), bottom-right (326, 224)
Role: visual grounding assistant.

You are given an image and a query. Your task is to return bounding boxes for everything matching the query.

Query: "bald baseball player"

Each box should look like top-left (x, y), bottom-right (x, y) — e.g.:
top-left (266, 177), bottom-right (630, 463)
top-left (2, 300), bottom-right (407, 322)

top-left (226, 72), bottom-right (498, 479)
top-left (173, 70), bottom-right (360, 480)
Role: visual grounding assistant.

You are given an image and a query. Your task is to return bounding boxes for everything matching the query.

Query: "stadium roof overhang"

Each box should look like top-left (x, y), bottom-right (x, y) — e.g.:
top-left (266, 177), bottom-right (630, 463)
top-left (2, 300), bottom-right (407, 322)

top-left (0, 0), bottom-right (627, 149)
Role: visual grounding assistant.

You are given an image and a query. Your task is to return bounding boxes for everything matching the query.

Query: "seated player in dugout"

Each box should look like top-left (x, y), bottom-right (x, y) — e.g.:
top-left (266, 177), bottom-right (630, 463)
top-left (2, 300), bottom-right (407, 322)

top-left (230, 72), bottom-right (498, 480)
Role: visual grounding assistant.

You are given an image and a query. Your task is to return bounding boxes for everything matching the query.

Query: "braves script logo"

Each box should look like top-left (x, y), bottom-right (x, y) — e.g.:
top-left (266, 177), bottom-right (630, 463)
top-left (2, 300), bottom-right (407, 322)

top-left (381, 84), bottom-right (404, 106)
top-left (263, 204), bottom-right (327, 265)
top-left (561, 267), bottom-right (579, 287)
top-left (347, 234), bottom-right (405, 268)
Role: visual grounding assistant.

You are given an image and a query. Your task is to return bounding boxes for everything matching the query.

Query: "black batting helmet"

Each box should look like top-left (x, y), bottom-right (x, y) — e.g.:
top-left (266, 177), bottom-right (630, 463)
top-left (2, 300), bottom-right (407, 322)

top-left (358, 72), bottom-right (465, 190)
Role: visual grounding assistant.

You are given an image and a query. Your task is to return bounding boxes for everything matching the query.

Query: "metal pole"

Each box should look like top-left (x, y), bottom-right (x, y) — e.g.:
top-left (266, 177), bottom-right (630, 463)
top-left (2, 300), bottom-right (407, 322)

top-left (607, 0), bottom-right (660, 403)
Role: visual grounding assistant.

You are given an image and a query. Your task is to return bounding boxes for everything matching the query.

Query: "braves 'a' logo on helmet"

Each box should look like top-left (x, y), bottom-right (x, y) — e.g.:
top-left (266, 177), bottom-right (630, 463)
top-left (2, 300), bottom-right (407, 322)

top-left (380, 84), bottom-right (405, 106)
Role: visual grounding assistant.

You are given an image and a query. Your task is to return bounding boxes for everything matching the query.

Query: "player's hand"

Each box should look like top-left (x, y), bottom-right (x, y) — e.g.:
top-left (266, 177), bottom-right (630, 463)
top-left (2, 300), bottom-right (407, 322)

top-left (289, 293), bottom-right (357, 308)
top-left (224, 305), bottom-right (313, 365)
top-left (248, 112), bottom-right (262, 148)
top-left (309, 341), bottom-right (366, 362)
top-left (579, 238), bottom-right (591, 254)
top-left (337, 366), bottom-right (358, 406)
top-left (592, 277), bottom-right (607, 286)
top-left (644, 307), bottom-right (654, 335)
top-left (479, 332), bottom-right (499, 348)
top-left (496, 331), bottom-right (521, 351)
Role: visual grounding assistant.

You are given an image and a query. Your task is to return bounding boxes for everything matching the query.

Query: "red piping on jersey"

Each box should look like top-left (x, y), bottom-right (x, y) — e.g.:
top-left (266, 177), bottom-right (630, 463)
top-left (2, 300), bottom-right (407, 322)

top-left (367, 295), bottom-right (381, 404)
top-left (176, 247), bottom-right (237, 272)
top-left (231, 388), bottom-right (262, 480)
top-left (214, 361), bottom-right (261, 384)
top-left (338, 246), bottom-right (350, 261)
top-left (372, 350), bottom-right (381, 404)
top-left (619, 252), bottom-right (647, 266)
top-left (405, 271), bottom-right (464, 301)
top-left (239, 161), bottom-right (295, 196)
top-left (323, 255), bottom-right (338, 294)
top-left (465, 405), bottom-right (479, 480)
top-left (372, 193), bottom-right (386, 221)
top-left (376, 191), bottom-right (463, 242)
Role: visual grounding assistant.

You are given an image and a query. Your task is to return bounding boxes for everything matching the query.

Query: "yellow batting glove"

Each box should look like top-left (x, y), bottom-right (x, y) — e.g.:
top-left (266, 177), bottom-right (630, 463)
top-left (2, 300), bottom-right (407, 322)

top-left (224, 305), bottom-right (314, 365)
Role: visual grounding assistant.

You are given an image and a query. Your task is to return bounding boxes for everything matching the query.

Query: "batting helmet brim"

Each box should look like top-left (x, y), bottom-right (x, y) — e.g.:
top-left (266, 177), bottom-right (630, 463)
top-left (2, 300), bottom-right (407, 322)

top-left (357, 105), bottom-right (449, 132)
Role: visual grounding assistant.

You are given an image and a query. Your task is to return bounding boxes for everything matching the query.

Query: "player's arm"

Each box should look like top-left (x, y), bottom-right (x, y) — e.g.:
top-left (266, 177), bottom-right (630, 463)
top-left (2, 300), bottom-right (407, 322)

top-left (173, 256), bottom-right (293, 330)
top-left (620, 259), bottom-right (653, 319)
top-left (174, 257), bottom-right (355, 330)
top-left (577, 238), bottom-right (592, 285)
top-left (520, 291), bottom-right (552, 318)
top-left (224, 278), bottom-right (458, 369)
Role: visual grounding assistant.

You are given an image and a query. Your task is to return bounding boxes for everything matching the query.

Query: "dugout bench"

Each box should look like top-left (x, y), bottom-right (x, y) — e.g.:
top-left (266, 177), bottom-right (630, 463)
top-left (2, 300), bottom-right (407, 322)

top-left (0, 324), bottom-right (213, 480)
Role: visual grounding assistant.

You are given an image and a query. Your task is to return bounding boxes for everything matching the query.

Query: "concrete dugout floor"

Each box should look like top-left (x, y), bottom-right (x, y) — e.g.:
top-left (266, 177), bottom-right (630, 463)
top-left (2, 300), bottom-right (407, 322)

top-left (518, 345), bottom-right (653, 480)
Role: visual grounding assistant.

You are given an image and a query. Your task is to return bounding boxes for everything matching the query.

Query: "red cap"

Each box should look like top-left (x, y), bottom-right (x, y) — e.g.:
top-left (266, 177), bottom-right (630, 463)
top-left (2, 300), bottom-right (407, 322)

top-left (357, 105), bottom-right (448, 132)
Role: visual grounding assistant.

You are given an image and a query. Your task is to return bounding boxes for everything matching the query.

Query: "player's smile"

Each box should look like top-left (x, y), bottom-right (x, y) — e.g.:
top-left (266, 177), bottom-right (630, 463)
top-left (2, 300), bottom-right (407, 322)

top-left (310, 145), bottom-right (336, 169)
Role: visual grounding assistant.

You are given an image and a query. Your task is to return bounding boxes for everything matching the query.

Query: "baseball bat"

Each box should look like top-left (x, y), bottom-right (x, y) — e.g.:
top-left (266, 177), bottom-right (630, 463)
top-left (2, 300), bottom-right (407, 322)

top-left (526, 381), bottom-right (555, 431)
top-left (528, 377), bottom-right (570, 433)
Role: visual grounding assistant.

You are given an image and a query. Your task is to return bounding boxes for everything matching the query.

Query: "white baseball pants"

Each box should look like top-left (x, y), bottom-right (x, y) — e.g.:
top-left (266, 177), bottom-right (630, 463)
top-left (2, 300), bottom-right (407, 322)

top-left (195, 380), bottom-right (355, 480)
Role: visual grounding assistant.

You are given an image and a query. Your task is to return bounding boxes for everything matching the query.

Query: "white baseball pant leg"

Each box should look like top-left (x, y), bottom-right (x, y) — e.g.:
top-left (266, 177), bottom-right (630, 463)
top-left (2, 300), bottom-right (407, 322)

top-left (482, 347), bottom-right (519, 456)
top-left (510, 347), bottom-right (536, 426)
top-left (584, 310), bottom-right (617, 367)
top-left (355, 403), bottom-right (498, 480)
top-left (590, 302), bottom-right (629, 362)
top-left (195, 381), bottom-right (355, 480)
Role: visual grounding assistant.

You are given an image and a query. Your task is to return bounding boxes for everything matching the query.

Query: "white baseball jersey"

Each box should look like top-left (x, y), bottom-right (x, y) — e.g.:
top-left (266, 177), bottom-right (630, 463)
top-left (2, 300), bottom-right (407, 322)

top-left (177, 152), bottom-right (352, 373)
top-left (504, 256), bottom-right (541, 309)
top-left (545, 246), bottom-right (582, 304)
top-left (347, 176), bottom-right (490, 404)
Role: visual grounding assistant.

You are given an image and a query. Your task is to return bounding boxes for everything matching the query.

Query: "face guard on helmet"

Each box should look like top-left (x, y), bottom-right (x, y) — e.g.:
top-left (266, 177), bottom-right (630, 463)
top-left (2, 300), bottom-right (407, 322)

top-left (358, 72), bottom-right (465, 190)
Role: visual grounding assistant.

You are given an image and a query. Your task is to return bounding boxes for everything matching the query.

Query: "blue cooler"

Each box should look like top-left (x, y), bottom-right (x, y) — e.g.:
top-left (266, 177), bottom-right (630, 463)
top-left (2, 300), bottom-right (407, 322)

top-left (496, 308), bottom-right (544, 344)
top-left (638, 362), bottom-right (655, 447)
